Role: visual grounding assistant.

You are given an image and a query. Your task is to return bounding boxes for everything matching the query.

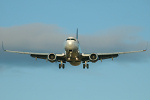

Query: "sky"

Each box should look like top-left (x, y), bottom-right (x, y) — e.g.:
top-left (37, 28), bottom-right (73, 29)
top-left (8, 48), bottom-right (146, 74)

top-left (0, 0), bottom-right (150, 100)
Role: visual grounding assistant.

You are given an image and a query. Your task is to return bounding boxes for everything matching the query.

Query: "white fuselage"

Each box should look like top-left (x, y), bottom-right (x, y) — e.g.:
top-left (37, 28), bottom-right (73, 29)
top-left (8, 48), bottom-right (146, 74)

top-left (64, 37), bottom-right (81, 66)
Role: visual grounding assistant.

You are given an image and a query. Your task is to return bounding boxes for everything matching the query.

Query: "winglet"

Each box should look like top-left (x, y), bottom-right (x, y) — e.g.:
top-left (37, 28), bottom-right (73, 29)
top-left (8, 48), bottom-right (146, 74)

top-left (2, 41), bottom-right (6, 51)
top-left (144, 42), bottom-right (149, 51)
top-left (76, 28), bottom-right (78, 40)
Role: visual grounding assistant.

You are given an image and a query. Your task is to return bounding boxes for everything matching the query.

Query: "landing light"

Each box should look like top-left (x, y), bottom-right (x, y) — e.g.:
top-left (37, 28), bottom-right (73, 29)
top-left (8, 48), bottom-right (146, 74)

top-left (76, 58), bottom-right (78, 60)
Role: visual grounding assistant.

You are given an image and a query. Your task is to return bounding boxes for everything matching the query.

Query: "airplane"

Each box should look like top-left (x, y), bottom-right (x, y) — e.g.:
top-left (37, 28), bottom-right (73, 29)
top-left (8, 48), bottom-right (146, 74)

top-left (2, 29), bottom-right (146, 69)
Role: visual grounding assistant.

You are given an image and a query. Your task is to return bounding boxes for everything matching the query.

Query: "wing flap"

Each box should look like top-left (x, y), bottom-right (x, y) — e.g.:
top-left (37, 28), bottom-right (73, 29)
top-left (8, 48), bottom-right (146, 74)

top-left (30, 54), bottom-right (48, 59)
top-left (98, 54), bottom-right (118, 59)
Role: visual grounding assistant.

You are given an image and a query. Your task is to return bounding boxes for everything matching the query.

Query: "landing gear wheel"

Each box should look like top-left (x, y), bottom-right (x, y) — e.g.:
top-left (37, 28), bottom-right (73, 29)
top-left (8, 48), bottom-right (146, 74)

top-left (59, 64), bottom-right (61, 69)
top-left (59, 63), bottom-right (65, 69)
top-left (83, 64), bottom-right (89, 69)
top-left (83, 64), bottom-right (85, 69)
top-left (62, 64), bottom-right (65, 69)
top-left (87, 64), bottom-right (89, 69)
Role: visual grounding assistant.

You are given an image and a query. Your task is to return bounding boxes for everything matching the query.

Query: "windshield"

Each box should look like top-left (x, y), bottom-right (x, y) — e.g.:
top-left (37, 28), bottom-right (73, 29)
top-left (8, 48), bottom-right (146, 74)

top-left (66, 38), bottom-right (76, 41)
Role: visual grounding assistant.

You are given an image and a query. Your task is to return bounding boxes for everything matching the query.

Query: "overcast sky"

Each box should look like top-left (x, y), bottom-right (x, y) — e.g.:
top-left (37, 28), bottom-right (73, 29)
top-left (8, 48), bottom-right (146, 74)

top-left (0, 0), bottom-right (150, 100)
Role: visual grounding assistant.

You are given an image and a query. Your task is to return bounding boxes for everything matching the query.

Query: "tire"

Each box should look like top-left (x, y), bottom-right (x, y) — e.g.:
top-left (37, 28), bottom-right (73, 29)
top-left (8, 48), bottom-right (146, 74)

top-left (83, 64), bottom-right (85, 69)
top-left (62, 64), bottom-right (65, 69)
top-left (87, 64), bottom-right (89, 69)
top-left (59, 64), bottom-right (61, 69)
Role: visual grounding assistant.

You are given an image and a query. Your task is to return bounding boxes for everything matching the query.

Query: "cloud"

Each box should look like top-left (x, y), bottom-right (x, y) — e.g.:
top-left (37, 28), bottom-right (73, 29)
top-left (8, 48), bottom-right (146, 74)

top-left (0, 23), bottom-right (69, 52)
top-left (0, 23), bottom-right (149, 65)
top-left (79, 26), bottom-right (150, 62)
top-left (80, 26), bottom-right (144, 52)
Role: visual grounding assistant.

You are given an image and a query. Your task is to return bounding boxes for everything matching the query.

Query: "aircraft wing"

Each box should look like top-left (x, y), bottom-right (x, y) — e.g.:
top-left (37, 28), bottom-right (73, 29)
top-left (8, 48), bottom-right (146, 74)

top-left (4, 49), bottom-right (49, 55)
top-left (3, 49), bottom-right (65, 60)
top-left (97, 50), bottom-right (146, 55)
top-left (2, 42), bottom-right (65, 60)
top-left (82, 50), bottom-right (146, 61)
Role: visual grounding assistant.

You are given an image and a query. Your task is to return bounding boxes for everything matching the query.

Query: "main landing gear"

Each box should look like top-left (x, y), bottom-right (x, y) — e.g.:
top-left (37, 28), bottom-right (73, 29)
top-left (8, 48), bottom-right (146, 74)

top-left (59, 64), bottom-right (65, 69)
top-left (83, 64), bottom-right (89, 69)
top-left (59, 61), bottom-right (65, 69)
top-left (83, 61), bottom-right (89, 69)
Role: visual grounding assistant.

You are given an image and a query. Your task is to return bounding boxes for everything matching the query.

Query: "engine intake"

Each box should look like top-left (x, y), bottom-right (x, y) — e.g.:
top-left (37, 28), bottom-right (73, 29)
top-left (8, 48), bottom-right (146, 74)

top-left (48, 53), bottom-right (56, 62)
top-left (89, 53), bottom-right (98, 62)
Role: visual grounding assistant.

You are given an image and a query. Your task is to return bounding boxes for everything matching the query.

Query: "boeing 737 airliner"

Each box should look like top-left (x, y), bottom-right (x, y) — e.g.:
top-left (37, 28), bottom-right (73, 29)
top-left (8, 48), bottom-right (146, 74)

top-left (2, 29), bottom-right (146, 69)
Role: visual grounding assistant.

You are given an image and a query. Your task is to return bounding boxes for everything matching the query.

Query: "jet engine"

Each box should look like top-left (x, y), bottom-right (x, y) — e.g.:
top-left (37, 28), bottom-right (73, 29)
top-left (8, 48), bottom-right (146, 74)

top-left (48, 53), bottom-right (57, 62)
top-left (89, 53), bottom-right (99, 62)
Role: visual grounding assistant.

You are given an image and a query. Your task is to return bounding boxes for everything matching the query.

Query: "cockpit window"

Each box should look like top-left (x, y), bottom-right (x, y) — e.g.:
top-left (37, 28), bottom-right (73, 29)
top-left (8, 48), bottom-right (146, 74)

top-left (66, 38), bottom-right (76, 41)
top-left (70, 39), bottom-right (76, 41)
top-left (66, 39), bottom-right (70, 41)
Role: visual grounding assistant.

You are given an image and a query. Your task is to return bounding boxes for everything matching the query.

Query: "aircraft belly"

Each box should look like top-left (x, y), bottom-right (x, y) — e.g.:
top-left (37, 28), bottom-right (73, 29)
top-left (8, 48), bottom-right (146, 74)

top-left (69, 61), bottom-right (81, 66)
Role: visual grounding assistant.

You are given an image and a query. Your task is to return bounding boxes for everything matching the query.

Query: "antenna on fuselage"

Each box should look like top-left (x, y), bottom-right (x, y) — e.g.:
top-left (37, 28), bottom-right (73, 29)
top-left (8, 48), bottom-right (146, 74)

top-left (76, 28), bottom-right (78, 40)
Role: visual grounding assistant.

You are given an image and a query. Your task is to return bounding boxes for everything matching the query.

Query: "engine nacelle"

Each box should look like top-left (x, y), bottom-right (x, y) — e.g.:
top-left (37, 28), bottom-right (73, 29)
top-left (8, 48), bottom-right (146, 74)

top-left (48, 53), bottom-right (57, 62)
top-left (89, 53), bottom-right (99, 62)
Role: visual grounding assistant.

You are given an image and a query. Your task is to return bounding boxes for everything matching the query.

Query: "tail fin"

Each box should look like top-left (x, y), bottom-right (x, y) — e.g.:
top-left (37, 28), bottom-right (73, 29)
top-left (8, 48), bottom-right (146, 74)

top-left (76, 28), bottom-right (78, 40)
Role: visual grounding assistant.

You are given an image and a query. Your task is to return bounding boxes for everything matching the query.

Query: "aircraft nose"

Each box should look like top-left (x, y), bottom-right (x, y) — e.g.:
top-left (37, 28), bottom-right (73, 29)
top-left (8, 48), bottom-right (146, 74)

top-left (64, 41), bottom-right (78, 51)
top-left (68, 41), bottom-right (72, 45)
